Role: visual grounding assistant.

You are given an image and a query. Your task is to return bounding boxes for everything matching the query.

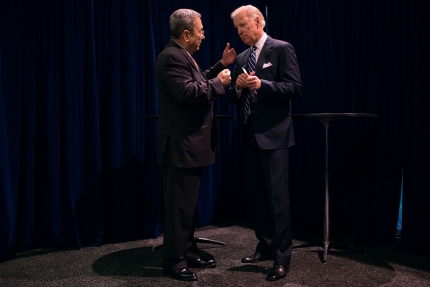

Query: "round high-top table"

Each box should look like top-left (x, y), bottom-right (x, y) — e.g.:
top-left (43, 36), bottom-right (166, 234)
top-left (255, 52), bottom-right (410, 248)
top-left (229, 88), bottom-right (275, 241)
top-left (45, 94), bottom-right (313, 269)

top-left (292, 113), bottom-right (377, 263)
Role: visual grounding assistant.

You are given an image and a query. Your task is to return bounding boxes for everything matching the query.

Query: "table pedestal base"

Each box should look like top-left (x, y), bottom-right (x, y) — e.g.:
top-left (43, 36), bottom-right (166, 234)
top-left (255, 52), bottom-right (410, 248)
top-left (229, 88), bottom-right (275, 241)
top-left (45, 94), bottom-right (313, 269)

top-left (293, 240), bottom-right (365, 263)
top-left (292, 113), bottom-right (376, 262)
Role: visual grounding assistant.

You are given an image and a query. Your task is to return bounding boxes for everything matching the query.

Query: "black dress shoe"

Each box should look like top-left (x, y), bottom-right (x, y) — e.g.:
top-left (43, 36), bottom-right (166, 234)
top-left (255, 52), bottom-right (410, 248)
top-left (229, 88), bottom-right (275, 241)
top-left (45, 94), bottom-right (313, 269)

top-left (187, 257), bottom-right (216, 268)
top-left (241, 252), bottom-right (271, 263)
top-left (163, 268), bottom-right (197, 281)
top-left (266, 264), bottom-right (290, 281)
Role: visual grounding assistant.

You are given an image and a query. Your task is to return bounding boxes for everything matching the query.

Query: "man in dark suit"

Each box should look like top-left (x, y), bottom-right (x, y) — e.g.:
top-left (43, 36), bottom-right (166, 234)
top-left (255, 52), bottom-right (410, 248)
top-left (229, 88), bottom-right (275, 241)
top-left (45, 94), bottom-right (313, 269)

top-left (228, 5), bottom-right (302, 282)
top-left (155, 8), bottom-right (236, 282)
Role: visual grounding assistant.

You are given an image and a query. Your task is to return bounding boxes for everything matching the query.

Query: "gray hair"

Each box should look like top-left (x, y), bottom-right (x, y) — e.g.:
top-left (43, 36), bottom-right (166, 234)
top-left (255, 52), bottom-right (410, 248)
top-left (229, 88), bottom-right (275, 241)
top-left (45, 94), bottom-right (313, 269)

top-left (231, 5), bottom-right (266, 29)
top-left (170, 9), bottom-right (201, 39)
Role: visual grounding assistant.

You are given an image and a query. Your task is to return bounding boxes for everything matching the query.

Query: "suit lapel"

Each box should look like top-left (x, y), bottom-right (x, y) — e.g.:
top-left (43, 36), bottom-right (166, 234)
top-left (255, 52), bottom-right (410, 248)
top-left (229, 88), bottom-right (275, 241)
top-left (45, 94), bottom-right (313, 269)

top-left (241, 37), bottom-right (274, 74)
top-left (184, 52), bottom-right (206, 79)
top-left (256, 37), bottom-right (274, 73)
top-left (180, 49), bottom-right (199, 72)
top-left (168, 40), bottom-right (205, 77)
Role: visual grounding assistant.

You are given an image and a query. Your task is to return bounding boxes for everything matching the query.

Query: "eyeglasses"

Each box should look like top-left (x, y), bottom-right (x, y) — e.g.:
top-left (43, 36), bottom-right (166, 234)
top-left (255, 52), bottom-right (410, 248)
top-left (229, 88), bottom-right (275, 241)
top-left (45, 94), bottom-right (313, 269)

top-left (193, 29), bottom-right (204, 37)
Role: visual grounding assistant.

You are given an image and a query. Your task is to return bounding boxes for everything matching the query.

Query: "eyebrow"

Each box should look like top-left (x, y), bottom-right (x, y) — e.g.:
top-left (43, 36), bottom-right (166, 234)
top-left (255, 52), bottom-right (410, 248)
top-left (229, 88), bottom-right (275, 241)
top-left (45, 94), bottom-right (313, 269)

top-left (234, 21), bottom-right (247, 29)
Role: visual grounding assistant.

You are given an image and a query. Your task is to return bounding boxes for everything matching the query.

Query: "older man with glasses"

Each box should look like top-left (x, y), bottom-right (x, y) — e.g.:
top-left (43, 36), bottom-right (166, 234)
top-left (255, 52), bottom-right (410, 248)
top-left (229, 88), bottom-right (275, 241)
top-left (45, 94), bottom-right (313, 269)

top-left (155, 8), bottom-right (236, 282)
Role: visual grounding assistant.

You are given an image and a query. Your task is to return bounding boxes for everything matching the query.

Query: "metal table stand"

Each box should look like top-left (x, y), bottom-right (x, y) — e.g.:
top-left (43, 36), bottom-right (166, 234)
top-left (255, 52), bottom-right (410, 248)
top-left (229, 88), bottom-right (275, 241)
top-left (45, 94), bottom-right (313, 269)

top-left (292, 113), bottom-right (377, 262)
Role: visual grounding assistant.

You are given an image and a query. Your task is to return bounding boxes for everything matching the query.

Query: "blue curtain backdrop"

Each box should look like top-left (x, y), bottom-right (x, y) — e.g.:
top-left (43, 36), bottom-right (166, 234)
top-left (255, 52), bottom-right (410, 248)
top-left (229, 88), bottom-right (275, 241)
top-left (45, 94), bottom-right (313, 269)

top-left (1, 0), bottom-right (429, 262)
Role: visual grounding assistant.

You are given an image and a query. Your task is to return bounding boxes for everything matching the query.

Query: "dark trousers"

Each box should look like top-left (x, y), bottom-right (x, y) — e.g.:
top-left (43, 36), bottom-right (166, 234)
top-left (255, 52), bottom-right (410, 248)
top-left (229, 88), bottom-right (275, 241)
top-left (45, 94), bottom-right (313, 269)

top-left (243, 118), bottom-right (292, 265)
top-left (162, 166), bottom-right (203, 270)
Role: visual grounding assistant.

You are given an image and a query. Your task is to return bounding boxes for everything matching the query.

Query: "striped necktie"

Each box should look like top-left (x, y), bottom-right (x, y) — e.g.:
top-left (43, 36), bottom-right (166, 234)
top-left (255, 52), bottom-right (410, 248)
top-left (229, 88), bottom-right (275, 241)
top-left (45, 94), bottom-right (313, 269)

top-left (243, 46), bottom-right (257, 124)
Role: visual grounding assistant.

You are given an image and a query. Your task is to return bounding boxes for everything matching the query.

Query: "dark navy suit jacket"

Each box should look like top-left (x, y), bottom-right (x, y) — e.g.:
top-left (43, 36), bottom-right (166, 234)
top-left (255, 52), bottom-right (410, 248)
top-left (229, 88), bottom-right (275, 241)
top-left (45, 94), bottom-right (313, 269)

top-left (228, 36), bottom-right (301, 149)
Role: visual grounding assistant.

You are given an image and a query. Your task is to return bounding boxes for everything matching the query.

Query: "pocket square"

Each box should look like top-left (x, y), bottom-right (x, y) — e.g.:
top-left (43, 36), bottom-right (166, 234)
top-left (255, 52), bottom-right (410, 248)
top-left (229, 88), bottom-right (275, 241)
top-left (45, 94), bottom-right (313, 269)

top-left (262, 62), bottom-right (272, 69)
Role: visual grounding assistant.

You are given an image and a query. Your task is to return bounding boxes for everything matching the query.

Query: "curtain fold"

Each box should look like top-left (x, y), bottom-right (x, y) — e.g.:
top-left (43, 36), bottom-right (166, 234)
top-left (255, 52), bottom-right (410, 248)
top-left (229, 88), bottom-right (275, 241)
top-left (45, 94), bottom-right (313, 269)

top-left (399, 0), bottom-right (430, 254)
top-left (1, 0), bottom-right (429, 263)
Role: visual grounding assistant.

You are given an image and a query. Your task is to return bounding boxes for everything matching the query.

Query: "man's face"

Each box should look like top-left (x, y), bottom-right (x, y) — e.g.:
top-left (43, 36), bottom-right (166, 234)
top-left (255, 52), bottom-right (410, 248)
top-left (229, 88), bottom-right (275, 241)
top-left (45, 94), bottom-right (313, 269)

top-left (188, 17), bottom-right (205, 54)
top-left (233, 11), bottom-right (259, 46)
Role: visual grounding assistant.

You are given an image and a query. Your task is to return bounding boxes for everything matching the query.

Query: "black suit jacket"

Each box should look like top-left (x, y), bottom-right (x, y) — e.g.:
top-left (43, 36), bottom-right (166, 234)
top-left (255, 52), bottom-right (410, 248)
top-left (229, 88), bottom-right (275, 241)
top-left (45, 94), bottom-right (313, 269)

top-left (155, 40), bottom-right (226, 167)
top-left (228, 36), bottom-right (301, 149)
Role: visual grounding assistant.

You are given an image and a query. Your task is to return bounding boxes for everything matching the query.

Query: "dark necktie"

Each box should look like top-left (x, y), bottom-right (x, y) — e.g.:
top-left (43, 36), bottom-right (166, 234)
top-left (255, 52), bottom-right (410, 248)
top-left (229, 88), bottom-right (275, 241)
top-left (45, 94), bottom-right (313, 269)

top-left (244, 46), bottom-right (257, 123)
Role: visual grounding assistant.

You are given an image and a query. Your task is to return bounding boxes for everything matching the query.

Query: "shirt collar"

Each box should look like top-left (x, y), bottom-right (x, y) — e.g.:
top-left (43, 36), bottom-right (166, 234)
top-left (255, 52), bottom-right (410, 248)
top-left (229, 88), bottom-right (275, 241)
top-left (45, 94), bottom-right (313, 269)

top-left (253, 33), bottom-right (268, 51)
top-left (172, 40), bottom-right (193, 57)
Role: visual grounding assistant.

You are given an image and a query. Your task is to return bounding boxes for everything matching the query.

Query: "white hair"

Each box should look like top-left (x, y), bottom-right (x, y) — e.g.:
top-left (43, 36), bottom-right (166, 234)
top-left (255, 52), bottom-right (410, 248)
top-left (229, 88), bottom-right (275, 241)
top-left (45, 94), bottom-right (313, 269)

top-left (231, 5), bottom-right (266, 28)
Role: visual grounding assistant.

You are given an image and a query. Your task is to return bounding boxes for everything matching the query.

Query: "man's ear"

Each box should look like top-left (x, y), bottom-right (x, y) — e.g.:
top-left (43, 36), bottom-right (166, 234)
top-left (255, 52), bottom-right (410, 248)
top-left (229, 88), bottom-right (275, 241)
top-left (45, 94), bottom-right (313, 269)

top-left (255, 16), bottom-right (261, 28)
top-left (183, 30), bottom-right (191, 42)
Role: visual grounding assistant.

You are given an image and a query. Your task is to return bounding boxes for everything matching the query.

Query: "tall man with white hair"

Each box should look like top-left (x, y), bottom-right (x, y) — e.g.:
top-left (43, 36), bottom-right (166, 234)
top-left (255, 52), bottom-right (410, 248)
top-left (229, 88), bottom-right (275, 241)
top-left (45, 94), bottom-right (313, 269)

top-left (228, 5), bottom-right (301, 281)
